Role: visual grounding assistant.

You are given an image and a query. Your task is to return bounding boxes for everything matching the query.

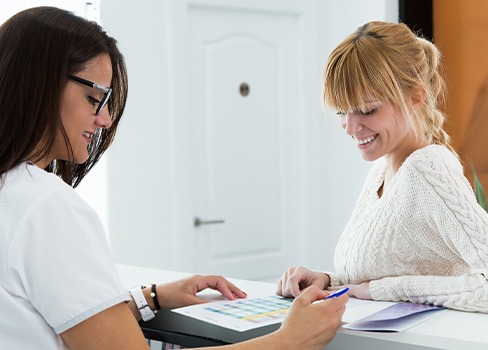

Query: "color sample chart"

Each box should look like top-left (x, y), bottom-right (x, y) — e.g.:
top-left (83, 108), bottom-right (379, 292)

top-left (205, 295), bottom-right (292, 324)
top-left (173, 295), bottom-right (293, 332)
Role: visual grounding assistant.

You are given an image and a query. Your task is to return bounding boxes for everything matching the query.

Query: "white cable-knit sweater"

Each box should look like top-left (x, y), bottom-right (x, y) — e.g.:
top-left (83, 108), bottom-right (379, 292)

top-left (331, 145), bottom-right (488, 312)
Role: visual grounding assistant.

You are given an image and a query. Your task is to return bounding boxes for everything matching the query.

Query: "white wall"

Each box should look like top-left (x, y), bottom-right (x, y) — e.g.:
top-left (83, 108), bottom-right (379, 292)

top-left (2, 0), bottom-right (398, 276)
top-left (0, 0), bottom-right (84, 23)
top-left (100, 0), bottom-right (398, 274)
top-left (100, 0), bottom-right (177, 269)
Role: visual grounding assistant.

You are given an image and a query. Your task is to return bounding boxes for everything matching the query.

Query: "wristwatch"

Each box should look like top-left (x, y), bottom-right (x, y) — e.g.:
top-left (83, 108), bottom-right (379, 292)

top-left (130, 285), bottom-right (155, 322)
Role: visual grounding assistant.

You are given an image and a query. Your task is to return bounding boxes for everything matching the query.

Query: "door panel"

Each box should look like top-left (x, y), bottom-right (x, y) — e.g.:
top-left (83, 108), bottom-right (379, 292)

top-left (188, 5), bottom-right (300, 280)
top-left (201, 36), bottom-right (281, 256)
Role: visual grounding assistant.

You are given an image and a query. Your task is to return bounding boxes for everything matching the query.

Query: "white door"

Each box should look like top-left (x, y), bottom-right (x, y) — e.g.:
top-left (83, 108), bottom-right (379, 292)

top-left (170, 0), bottom-right (319, 281)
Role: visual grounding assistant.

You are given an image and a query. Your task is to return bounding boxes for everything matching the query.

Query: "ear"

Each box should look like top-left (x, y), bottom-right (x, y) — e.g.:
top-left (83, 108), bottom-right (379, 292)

top-left (410, 86), bottom-right (426, 110)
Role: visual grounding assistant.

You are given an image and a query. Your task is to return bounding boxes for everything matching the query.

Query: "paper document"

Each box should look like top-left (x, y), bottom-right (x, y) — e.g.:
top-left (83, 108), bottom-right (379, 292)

top-left (173, 295), bottom-right (446, 333)
top-left (343, 301), bottom-right (446, 332)
top-left (172, 295), bottom-right (293, 332)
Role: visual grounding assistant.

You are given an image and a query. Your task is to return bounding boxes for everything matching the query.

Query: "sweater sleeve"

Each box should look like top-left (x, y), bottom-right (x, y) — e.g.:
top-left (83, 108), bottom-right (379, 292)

top-left (323, 271), bottom-right (342, 287)
top-left (369, 147), bottom-right (488, 312)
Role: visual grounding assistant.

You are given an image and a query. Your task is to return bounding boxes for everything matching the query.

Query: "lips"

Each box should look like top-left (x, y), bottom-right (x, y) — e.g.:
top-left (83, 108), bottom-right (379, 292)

top-left (355, 134), bottom-right (377, 145)
top-left (82, 131), bottom-right (93, 142)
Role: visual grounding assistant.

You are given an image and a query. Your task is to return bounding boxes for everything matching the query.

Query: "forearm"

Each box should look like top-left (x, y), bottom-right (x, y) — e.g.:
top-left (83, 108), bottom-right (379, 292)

top-left (370, 274), bottom-right (488, 312)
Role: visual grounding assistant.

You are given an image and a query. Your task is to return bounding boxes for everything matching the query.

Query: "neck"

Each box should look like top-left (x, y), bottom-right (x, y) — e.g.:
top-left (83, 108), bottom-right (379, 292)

top-left (385, 138), bottom-right (430, 176)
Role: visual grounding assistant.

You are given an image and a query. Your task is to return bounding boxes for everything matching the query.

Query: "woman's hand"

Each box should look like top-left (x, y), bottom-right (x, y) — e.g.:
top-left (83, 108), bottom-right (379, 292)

top-left (276, 266), bottom-right (330, 298)
top-left (274, 286), bottom-right (348, 349)
top-left (328, 281), bottom-right (372, 300)
top-left (155, 275), bottom-right (247, 309)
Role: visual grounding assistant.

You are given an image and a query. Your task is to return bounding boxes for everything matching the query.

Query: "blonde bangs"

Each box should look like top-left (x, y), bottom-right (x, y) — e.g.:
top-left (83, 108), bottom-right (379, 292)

top-left (323, 38), bottom-right (402, 113)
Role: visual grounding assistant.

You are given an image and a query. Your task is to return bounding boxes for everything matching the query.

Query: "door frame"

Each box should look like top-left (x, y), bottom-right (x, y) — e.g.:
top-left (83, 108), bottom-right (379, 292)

top-left (167, 0), bottom-right (324, 277)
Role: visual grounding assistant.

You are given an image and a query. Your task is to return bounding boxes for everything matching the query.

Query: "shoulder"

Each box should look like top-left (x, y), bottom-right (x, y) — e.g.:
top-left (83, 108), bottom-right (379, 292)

top-left (2, 162), bottom-right (87, 214)
top-left (1, 163), bottom-right (100, 253)
top-left (399, 145), bottom-right (479, 209)
top-left (395, 146), bottom-right (488, 237)
top-left (401, 145), bottom-right (465, 187)
top-left (3, 162), bottom-right (74, 200)
top-left (393, 145), bottom-right (475, 205)
top-left (406, 144), bottom-right (462, 174)
top-left (2, 166), bottom-right (127, 334)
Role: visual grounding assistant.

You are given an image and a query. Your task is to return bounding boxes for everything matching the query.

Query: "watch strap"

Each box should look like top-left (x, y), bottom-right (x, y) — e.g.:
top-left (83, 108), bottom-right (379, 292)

top-left (130, 285), bottom-right (155, 322)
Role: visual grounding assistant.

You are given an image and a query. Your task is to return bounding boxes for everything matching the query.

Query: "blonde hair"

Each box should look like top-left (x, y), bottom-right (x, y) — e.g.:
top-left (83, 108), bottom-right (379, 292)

top-left (323, 21), bottom-right (456, 156)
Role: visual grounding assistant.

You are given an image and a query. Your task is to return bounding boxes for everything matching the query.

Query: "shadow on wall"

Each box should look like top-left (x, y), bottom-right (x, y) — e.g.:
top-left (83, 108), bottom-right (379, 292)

top-left (459, 74), bottom-right (488, 190)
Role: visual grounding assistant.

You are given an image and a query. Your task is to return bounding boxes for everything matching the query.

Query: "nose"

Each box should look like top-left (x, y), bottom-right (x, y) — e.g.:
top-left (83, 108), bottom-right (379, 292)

top-left (341, 113), bottom-right (363, 136)
top-left (95, 107), bottom-right (113, 129)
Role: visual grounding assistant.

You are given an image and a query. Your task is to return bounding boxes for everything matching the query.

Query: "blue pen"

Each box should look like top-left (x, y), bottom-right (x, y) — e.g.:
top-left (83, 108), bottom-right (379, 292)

top-left (325, 287), bottom-right (349, 299)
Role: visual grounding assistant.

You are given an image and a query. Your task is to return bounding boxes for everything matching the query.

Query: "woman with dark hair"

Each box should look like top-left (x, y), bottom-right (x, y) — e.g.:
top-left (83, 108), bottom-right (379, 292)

top-left (0, 6), bottom-right (127, 186)
top-left (0, 7), bottom-right (347, 349)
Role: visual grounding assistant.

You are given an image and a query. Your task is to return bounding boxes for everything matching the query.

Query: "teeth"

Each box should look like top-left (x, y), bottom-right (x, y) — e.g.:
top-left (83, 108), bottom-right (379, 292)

top-left (356, 135), bottom-right (376, 145)
top-left (83, 131), bottom-right (92, 139)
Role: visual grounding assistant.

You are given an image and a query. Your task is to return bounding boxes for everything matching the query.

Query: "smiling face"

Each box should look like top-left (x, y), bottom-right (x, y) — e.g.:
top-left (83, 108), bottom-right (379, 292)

top-left (338, 100), bottom-right (423, 168)
top-left (47, 54), bottom-right (113, 166)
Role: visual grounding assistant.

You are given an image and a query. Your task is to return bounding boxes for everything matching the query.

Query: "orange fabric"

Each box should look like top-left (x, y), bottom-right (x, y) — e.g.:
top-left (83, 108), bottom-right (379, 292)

top-left (459, 74), bottom-right (488, 190)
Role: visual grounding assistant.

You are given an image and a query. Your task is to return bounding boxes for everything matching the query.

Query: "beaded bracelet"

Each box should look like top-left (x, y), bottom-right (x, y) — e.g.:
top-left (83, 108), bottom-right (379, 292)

top-left (150, 283), bottom-right (161, 311)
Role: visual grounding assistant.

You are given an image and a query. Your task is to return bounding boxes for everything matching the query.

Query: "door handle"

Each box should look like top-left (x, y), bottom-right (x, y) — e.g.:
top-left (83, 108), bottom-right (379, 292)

top-left (194, 217), bottom-right (225, 227)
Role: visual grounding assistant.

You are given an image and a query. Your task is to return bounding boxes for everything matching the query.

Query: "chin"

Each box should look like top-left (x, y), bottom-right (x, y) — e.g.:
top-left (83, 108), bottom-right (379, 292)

top-left (73, 154), bottom-right (90, 164)
top-left (361, 153), bottom-right (382, 162)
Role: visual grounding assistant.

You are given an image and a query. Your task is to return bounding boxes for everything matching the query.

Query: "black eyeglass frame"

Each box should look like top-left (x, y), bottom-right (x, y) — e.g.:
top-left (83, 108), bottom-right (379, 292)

top-left (69, 75), bottom-right (112, 115)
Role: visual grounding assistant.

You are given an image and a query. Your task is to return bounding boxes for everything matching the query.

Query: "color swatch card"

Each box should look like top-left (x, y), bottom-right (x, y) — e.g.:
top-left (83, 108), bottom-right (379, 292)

top-left (172, 295), bottom-right (293, 332)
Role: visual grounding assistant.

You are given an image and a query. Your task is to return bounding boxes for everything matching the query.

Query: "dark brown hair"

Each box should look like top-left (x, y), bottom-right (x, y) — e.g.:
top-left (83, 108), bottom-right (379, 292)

top-left (0, 6), bottom-right (128, 187)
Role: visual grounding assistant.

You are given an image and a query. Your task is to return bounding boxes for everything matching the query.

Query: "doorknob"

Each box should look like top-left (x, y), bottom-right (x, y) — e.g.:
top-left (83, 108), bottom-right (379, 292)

top-left (194, 217), bottom-right (225, 227)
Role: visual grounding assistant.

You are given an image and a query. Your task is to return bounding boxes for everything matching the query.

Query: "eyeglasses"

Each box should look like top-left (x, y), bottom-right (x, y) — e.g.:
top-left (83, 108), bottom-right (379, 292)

top-left (69, 75), bottom-right (112, 115)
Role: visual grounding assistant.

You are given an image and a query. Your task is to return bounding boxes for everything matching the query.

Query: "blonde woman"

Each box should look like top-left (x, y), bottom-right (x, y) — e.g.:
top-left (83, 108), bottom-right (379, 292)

top-left (278, 21), bottom-right (488, 313)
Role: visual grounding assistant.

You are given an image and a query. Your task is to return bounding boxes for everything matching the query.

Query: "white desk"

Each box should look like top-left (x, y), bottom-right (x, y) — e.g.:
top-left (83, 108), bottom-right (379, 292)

top-left (117, 264), bottom-right (488, 350)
